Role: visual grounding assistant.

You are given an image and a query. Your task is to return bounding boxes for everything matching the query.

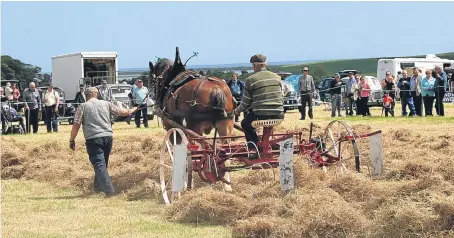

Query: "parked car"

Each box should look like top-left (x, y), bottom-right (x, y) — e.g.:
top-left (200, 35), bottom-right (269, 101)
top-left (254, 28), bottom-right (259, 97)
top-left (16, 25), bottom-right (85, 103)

top-left (317, 72), bottom-right (383, 108)
top-left (37, 86), bottom-right (76, 124)
top-left (361, 76), bottom-right (383, 107)
top-left (316, 77), bottom-right (347, 103)
top-left (281, 75), bottom-right (302, 112)
top-left (96, 84), bottom-right (155, 121)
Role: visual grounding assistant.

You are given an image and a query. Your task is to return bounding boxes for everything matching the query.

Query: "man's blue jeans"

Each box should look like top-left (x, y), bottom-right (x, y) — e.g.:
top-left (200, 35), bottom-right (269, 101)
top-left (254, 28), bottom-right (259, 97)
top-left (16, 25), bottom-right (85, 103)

top-left (45, 105), bottom-right (58, 132)
top-left (134, 103), bottom-right (148, 127)
top-left (401, 96), bottom-right (416, 116)
top-left (85, 136), bottom-right (115, 194)
top-left (331, 94), bottom-right (342, 117)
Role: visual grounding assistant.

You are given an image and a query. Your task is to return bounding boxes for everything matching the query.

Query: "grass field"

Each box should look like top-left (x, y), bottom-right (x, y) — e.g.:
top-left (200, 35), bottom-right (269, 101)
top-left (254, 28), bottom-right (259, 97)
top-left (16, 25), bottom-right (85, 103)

top-left (2, 103), bottom-right (454, 237)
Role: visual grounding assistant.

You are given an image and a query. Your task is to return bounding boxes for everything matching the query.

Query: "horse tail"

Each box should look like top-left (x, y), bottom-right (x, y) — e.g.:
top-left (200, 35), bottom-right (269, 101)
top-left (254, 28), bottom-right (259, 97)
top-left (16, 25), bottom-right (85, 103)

top-left (210, 87), bottom-right (227, 117)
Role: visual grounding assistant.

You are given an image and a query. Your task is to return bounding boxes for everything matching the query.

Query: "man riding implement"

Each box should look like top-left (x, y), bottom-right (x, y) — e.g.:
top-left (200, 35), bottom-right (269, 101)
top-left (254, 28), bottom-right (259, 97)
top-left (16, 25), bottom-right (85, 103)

top-left (234, 54), bottom-right (284, 151)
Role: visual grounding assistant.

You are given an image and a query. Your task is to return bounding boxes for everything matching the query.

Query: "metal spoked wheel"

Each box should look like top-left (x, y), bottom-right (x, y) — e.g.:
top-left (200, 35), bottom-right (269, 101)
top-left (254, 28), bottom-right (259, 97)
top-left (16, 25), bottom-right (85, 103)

top-left (320, 120), bottom-right (360, 172)
top-left (160, 128), bottom-right (192, 205)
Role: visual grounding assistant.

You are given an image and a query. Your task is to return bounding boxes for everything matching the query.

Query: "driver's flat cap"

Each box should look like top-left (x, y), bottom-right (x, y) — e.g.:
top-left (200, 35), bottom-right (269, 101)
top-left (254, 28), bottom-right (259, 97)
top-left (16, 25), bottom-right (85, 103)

top-left (250, 54), bottom-right (266, 63)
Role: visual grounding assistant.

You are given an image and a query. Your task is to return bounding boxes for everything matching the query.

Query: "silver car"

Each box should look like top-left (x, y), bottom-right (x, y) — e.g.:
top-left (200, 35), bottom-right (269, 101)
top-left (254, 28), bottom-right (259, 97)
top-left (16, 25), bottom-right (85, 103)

top-left (341, 76), bottom-right (383, 107)
top-left (96, 84), bottom-right (155, 120)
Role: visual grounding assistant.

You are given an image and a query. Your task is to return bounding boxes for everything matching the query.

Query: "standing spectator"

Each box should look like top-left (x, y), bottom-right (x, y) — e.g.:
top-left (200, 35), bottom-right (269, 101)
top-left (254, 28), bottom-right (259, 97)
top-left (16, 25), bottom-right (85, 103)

top-left (12, 83), bottom-right (20, 102)
top-left (382, 92), bottom-right (394, 117)
top-left (330, 73), bottom-right (342, 117)
top-left (98, 80), bottom-right (110, 101)
top-left (297, 67), bottom-right (315, 120)
top-left (74, 84), bottom-right (86, 108)
top-left (23, 82), bottom-right (42, 134)
top-left (345, 72), bottom-right (356, 116)
top-left (384, 75), bottom-right (396, 117)
top-left (359, 76), bottom-right (371, 117)
top-left (398, 70), bottom-right (416, 116)
top-left (4, 83), bottom-right (13, 100)
top-left (410, 67), bottom-right (423, 116)
top-left (132, 79), bottom-right (149, 128)
top-left (354, 75), bottom-right (361, 115)
top-left (69, 87), bottom-right (138, 196)
top-left (434, 66), bottom-right (447, 116)
top-left (381, 71), bottom-right (391, 87)
top-left (43, 85), bottom-right (60, 133)
top-left (421, 69), bottom-right (436, 116)
top-left (227, 73), bottom-right (244, 122)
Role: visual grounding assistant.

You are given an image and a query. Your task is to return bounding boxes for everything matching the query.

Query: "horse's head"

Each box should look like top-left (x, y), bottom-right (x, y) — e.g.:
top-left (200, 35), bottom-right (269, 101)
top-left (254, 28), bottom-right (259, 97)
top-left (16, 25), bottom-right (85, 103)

top-left (149, 47), bottom-right (186, 86)
top-left (149, 58), bottom-right (173, 84)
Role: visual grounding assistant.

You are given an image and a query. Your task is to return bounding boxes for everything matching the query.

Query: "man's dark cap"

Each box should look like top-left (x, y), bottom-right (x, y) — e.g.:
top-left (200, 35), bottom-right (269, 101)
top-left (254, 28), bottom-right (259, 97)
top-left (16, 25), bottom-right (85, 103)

top-left (136, 79), bottom-right (143, 82)
top-left (250, 54), bottom-right (266, 63)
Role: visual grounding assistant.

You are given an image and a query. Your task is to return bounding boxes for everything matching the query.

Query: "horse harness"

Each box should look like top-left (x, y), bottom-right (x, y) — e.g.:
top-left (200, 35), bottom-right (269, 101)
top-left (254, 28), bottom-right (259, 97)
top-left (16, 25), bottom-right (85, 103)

top-left (163, 71), bottom-right (235, 120)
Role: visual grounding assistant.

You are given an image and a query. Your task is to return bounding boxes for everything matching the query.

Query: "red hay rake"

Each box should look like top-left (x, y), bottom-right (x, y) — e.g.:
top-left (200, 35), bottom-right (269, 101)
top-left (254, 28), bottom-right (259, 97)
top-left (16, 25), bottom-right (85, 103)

top-left (156, 109), bottom-right (381, 205)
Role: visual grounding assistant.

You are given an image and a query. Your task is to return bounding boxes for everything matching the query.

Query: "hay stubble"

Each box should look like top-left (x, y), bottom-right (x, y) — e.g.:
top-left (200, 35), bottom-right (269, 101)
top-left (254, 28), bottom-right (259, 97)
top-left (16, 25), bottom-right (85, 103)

top-left (2, 107), bottom-right (454, 237)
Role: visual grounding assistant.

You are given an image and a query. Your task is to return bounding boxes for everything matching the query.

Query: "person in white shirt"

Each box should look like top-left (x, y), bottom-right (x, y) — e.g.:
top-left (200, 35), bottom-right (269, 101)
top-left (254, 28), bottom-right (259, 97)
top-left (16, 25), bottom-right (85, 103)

top-left (43, 85), bottom-right (60, 133)
top-left (98, 80), bottom-right (110, 101)
top-left (4, 83), bottom-right (13, 100)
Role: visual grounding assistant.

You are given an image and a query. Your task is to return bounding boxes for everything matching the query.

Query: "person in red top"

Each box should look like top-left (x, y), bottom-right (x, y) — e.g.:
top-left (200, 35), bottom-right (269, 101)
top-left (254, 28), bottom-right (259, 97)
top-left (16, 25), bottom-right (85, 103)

top-left (12, 83), bottom-right (20, 102)
top-left (382, 92), bottom-right (394, 117)
top-left (359, 76), bottom-right (371, 117)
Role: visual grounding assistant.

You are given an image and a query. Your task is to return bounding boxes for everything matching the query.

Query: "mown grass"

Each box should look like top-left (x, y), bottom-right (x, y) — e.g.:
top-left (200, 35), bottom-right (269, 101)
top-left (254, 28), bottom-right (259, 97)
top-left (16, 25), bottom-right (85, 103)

top-left (2, 102), bottom-right (454, 237)
top-left (2, 180), bottom-right (231, 238)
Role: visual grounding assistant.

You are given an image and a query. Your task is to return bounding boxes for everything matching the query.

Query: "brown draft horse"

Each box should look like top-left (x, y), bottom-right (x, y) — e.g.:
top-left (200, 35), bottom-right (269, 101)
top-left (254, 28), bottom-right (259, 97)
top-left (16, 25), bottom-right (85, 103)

top-left (149, 47), bottom-right (235, 191)
top-left (149, 47), bottom-right (235, 139)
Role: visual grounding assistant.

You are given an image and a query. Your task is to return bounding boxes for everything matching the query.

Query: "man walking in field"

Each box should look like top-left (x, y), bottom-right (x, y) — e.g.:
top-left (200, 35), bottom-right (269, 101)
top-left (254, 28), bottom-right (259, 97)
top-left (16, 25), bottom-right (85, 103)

top-left (69, 87), bottom-right (138, 196)
top-left (297, 67), bottom-right (315, 120)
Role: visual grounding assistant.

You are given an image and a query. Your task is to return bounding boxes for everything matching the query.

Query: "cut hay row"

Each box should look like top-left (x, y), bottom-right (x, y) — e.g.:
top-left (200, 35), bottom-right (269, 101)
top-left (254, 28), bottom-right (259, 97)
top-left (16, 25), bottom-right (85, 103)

top-left (1, 110), bottom-right (454, 237)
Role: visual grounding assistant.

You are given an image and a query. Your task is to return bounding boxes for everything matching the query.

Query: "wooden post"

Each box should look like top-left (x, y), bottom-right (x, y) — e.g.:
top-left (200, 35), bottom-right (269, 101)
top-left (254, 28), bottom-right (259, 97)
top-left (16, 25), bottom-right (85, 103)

top-left (279, 138), bottom-right (294, 191)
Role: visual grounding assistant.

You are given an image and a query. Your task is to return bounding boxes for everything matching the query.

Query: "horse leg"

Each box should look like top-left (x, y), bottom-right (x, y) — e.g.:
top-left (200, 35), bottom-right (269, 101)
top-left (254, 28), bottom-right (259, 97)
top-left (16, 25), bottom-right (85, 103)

top-left (163, 116), bottom-right (184, 145)
top-left (214, 119), bottom-right (234, 192)
top-left (186, 119), bottom-right (212, 136)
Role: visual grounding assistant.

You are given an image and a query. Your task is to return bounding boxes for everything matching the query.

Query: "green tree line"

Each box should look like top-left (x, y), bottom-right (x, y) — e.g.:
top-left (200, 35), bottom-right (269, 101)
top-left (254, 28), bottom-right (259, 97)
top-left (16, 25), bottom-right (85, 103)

top-left (1, 55), bottom-right (51, 88)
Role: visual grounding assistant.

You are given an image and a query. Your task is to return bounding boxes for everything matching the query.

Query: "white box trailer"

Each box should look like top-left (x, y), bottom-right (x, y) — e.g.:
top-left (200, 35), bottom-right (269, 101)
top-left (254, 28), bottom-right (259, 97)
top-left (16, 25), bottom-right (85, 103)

top-left (377, 54), bottom-right (454, 81)
top-left (51, 52), bottom-right (119, 102)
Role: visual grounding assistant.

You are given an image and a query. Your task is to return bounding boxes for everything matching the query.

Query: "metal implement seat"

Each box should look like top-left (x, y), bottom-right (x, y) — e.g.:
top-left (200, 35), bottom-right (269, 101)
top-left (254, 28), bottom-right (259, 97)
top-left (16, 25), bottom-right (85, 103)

top-left (252, 119), bottom-right (283, 129)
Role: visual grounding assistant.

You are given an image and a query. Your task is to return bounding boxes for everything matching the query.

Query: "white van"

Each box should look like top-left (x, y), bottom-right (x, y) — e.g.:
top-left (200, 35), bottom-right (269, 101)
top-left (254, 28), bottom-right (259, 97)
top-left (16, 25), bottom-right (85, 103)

top-left (377, 54), bottom-right (454, 80)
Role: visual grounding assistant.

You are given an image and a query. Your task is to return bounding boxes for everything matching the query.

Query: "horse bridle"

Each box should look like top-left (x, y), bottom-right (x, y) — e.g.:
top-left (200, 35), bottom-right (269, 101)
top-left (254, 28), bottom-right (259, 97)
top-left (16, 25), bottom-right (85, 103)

top-left (150, 64), bottom-right (171, 82)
